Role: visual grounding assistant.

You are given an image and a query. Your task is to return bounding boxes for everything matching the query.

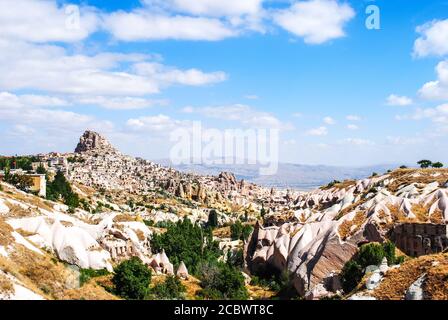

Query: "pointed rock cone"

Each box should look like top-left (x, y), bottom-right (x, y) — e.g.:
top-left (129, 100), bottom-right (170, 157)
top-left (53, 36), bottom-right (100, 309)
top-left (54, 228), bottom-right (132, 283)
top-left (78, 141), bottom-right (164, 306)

top-left (176, 261), bottom-right (189, 279)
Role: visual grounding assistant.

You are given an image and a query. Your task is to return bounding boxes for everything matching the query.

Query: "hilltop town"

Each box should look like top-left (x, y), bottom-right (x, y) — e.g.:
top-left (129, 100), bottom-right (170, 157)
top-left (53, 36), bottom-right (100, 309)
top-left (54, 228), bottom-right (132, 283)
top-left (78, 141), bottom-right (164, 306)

top-left (0, 130), bottom-right (448, 300)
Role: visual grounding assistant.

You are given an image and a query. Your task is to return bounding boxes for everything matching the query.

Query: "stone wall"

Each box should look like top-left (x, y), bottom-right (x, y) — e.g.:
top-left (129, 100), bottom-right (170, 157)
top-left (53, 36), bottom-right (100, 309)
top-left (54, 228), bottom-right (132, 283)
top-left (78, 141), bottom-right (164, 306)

top-left (391, 223), bottom-right (448, 257)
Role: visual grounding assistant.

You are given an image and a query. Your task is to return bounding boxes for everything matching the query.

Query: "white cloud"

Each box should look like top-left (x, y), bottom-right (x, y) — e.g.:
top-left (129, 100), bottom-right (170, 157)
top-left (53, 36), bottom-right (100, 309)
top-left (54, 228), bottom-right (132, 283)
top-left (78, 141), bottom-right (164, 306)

top-left (414, 19), bottom-right (448, 57)
top-left (273, 0), bottom-right (355, 44)
top-left (0, 40), bottom-right (226, 98)
top-left (386, 94), bottom-right (413, 106)
top-left (341, 138), bottom-right (374, 146)
top-left (184, 104), bottom-right (292, 129)
top-left (127, 114), bottom-right (191, 133)
top-left (0, 0), bottom-right (99, 43)
top-left (306, 126), bottom-right (328, 136)
top-left (323, 116), bottom-right (335, 125)
top-left (147, 0), bottom-right (263, 17)
top-left (386, 136), bottom-right (425, 146)
top-left (0, 92), bottom-right (69, 108)
top-left (75, 96), bottom-right (167, 110)
top-left (409, 104), bottom-right (448, 124)
top-left (418, 60), bottom-right (448, 100)
top-left (292, 112), bottom-right (303, 117)
top-left (104, 11), bottom-right (237, 41)
top-left (346, 115), bottom-right (361, 121)
top-left (133, 62), bottom-right (227, 86)
top-left (347, 124), bottom-right (359, 130)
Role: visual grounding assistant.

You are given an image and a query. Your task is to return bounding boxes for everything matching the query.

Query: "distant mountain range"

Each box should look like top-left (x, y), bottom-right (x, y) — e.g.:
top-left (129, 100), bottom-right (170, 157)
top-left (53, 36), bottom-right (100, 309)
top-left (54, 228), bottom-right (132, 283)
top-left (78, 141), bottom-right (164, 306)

top-left (156, 160), bottom-right (411, 190)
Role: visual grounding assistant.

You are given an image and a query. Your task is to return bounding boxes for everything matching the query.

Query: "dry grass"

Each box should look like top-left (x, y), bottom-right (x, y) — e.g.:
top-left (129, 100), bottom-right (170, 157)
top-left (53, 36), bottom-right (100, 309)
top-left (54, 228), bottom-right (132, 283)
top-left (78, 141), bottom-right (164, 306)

top-left (247, 284), bottom-right (276, 300)
top-left (372, 254), bottom-right (448, 300)
top-left (62, 279), bottom-right (118, 300)
top-left (8, 204), bottom-right (34, 218)
top-left (338, 211), bottom-right (367, 241)
top-left (135, 229), bottom-right (146, 241)
top-left (0, 272), bottom-right (14, 296)
top-left (0, 217), bottom-right (14, 246)
top-left (113, 213), bottom-right (137, 223)
top-left (411, 204), bottom-right (429, 222)
top-left (429, 209), bottom-right (444, 224)
top-left (387, 169), bottom-right (448, 193)
top-left (213, 226), bottom-right (231, 238)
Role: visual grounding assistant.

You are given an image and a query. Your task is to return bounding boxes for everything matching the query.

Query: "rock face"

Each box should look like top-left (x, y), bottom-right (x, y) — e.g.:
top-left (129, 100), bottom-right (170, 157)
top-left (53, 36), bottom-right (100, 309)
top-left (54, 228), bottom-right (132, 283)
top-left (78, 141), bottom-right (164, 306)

top-left (176, 261), bottom-right (189, 279)
top-left (245, 170), bottom-right (448, 297)
top-left (75, 130), bottom-right (117, 154)
top-left (405, 274), bottom-right (427, 300)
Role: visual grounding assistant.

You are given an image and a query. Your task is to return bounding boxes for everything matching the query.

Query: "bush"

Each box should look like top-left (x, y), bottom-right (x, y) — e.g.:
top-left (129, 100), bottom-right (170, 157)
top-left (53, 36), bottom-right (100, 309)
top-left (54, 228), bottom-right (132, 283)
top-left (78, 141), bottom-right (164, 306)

top-left (79, 268), bottom-right (110, 286)
top-left (198, 262), bottom-right (248, 300)
top-left (150, 219), bottom-right (221, 275)
top-left (340, 260), bottom-right (363, 293)
top-left (112, 257), bottom-right (152, 300)
top-left (383, 241), bottom-right (396, 266)
top-left (151, 275), bottom-right (186, 300)
top-left (357, 243), bottom-right (385, 267)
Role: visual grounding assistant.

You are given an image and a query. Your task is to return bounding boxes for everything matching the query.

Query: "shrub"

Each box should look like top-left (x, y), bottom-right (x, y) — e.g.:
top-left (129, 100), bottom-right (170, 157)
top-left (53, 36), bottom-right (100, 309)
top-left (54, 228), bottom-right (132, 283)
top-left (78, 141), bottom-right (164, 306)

top-left (198, 262), bottom-right (248, 300)
top-left (340, 260), bottom-right (363, 293)
top-left (112, 257), bottom-right (152, 300)
top-left (383, 241), bottom-right (396, 266)
top-left (357, 243), bottom-right (385, 267)
top-left (79, 268), bottom-right (110, 286)
top-left (151, 275), bottom-right (186, 300)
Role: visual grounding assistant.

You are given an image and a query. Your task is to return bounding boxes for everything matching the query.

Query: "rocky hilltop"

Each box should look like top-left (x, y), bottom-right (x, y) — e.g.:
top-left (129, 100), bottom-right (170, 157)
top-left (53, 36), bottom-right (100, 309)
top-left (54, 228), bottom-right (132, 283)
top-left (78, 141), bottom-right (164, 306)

top-left (74, 130), bottom-right (118, 154)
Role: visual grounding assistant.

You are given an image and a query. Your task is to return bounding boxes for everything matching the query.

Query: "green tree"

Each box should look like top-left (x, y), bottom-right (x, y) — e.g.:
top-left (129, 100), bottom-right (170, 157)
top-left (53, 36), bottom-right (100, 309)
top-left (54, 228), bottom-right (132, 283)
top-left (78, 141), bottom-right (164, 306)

top-left (418, 160), bottom-right (432, 168)
top-left (112, 257), bottom-right (152, 300)
top-left (383, 241), bottom-right (396, 266)
top-left (46, 170), bottom-right (79, 210)
top-left (340, 260), bottom-right (363, 293)
top-left (357, 243), bottom-right (385, 267)
top-left (150, 219), bottom-right (221, 275)
top-left (198, 262), bottom-right (248, 300)
top-left (151, 275), bottom-right (186, 300)
top-left (208, 209), bottom-right (218, 229)
top-left (36, 164), bottom-right (47, 174)
top-left (432, 162), bottom-right (444, 168)
top-left (230, 221), bottom-right (253, 241)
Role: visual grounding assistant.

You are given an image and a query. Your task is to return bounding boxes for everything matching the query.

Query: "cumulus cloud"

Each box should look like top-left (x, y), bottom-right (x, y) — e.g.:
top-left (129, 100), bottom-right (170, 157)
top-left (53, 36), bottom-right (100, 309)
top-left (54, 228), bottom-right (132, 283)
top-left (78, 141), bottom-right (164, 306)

top-left (104, 11), bottom-right (237, 41)
top-left (386, 94), bottom-right (413, 106)
top-left (323, 116), bottom-right (335, 125)
top-left (414, 19), bottom-right (448, 57)
top-left (147, 0), bottom-right (263, 17)
top-left (0, 40), bottom-right (226, 99)
top-left (273, 0), bottom-right (355, 44)
top-left (418, 60), bottom-right (448, 100)
top-left (306, 126), bottom-right (328, 136)
top-left (347, 124), bottom-right (359, 130)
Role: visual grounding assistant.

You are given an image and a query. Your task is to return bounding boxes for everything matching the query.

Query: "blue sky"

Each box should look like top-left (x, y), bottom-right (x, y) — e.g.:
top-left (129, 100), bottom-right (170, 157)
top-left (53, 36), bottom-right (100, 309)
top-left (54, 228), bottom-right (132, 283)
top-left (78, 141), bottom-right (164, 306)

top-left (1, 0), bottom-right (448, 166)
